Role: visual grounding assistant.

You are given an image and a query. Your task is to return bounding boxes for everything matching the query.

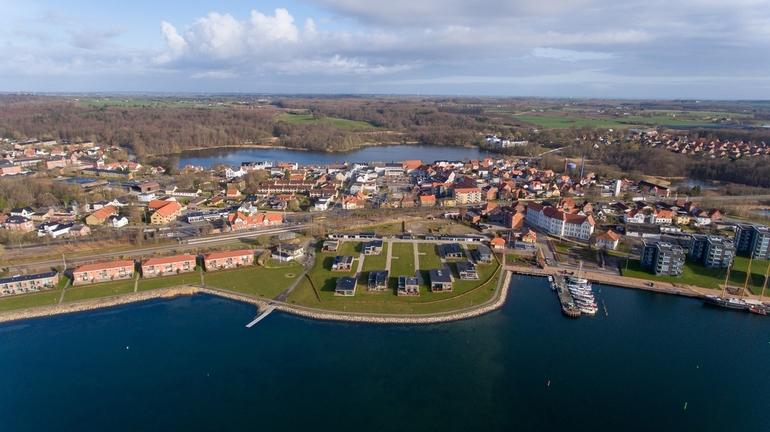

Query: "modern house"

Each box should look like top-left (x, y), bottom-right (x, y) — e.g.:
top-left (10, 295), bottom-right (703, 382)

top-left (640, 241), bottom-right (685, 276)
top-left (72, 260), bottom-right (135, 285)
top-left (363, 240), bottom-right (384, 256)
top-left (438, 243), bottom-right (465, 260)
top-left (456, 261), bottom-right (479, 280)
top-left (141, 254), bottom-right (197, 277)
top-left (272, 244), bottom-right (305, 262)
top-left (454, 187), bottom-right (482, 205)
top-left (323, 239), bottom-right (340, 252)
top-left (397, 275), bottom-right (420, 296)
top-left (0, 271), bottom-right (59, 296)
top-left (734, 224), bottom-right (770, 260)
top-left (203, 250), bottom-right (254, 271)
top-left (429, 266), bottom-right (454, 292)
top-left (331, 256), bottom-right (354, 272)
top-left (473, 244), bottom-right (493, 263)
top-left (688, 235), bottom-right (735, 268)
top-left (334, 276), bottom-right (357, 296)
top-left (367, 270), bottom-right (389, 291)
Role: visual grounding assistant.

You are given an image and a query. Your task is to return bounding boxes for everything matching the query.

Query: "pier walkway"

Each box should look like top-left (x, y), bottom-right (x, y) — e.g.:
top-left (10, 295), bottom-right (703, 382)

top-left (245, 305), bottom-right (276, 328)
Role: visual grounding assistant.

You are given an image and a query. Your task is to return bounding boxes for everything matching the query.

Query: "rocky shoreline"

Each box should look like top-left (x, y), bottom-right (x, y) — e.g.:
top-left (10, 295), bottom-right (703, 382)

top-left (0, 271), bottom-right (513, 326)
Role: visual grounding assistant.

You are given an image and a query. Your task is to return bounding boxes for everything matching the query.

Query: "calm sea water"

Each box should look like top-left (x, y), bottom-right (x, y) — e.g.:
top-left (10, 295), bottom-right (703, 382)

top-left (177, 145), bottom-right (491, 168)
top-left (1, 276), bottom-right (769, 432)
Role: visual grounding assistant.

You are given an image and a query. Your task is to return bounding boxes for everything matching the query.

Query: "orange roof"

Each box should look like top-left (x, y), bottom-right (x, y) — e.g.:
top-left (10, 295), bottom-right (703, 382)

top-left (90, 205), bottom-right (117, 220)
top-left (143, 254), bottom-right (196, 266)
top-left (149, 199), bottom-right (174, 210)
top-left (490, 237), bottom-right (506, 246)
top-left (204, 249), bottom-right (253, 260)
top-left (155, 201), bottom-right (182, 217)
top-left (402, 160), bottom-right (422, 170)
top-left (419, 194), bottom-right (436, 202)
top-left (74, 259), bottom-right (134, 273)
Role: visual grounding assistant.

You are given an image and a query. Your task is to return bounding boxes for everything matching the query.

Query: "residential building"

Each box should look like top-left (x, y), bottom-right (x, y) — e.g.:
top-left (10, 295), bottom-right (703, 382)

top-left (363, 240), bottom-right (384, 255)
top-left (429, 266), bottom-right (454, 292)
top-left (397, 275), bottom-right (420, 296)
top-left (72, 260), bottom-right (135, 285)
top-left (334, 276), bottom-right (357, 296)
top-left (640, 241), bottom-right (685, 276)
top-left (688, 235), bottom-right (735, 268)
top-left (456, 261), bottom-right (479, 280)
top-left (272, 244), bottom-right (305, 262)
top-left (367, 270), bottom-right (389, 291)
top-left (490, 237), bottom-right (506, 250)
top-left (0, 271), bottom-right (58, 296)
top-left (203, 250), bottom-right (254, 271)
top-left (734, 224), bottom-right (770, 259)
top-left (473, 244), bottom-right (493, 263)
top-left (323, 239), bottom-right (340, 252)
top-left (150, 201), bottom-right (183, 225)
top-left (526, 202), bottom-right (595, 240)
top-left (142, 254), bottom-right (197, 277)
top-left (85, 205), bottom-right (117, 226)
top-left (331, 256), bottom-right (354, 272)
top-left (593, 230), bottom-right (621, 250)
top-left (438, 243), bottom-right (465, 259)
top-left (4, 215), bottom-right (34, 232)
top-left (454, 187), bottom-right (482, 205)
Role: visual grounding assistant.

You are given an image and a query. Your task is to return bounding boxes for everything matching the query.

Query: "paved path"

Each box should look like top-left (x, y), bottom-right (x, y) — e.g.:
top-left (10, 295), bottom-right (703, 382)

top-left (133, 277), bottom-right (139, 293)
top-left (57, 279), bottom-right (71, 304)
top-left (413, 243), bottom-right (420, 271)
top-left (245, 305), bottom-right (276, 328)
top-left (385, 239), bottom-right (394, 272)
top-left (461, 243), bottom-right (473, 261)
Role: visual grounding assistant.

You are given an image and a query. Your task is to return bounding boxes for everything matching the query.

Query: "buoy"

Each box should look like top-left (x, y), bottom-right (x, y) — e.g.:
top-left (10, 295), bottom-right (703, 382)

top-left (683, 402), bottom-right (688, 411)
top-left (125, 346), bottom-right (130, 350)
top-left (546, 380), bottom-right (551, 387)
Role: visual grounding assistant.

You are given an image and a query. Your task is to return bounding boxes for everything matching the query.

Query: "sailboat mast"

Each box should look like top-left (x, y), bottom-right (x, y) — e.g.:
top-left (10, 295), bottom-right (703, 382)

top-left (760, 261), bottom-right (770, 302)
top-left (743, 257), bottom-right (754, 296)
top-left (722, 262), bottom-right (731, 297)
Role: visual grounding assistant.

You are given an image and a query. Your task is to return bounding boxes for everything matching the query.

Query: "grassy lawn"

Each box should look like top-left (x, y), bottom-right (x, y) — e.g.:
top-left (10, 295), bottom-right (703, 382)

top-left (390, 242), bottom-right (415, 276)
top-left (138, 271), bottom-right (202, 291)
top-left (276, 113), bottom-right (375, 131)
top-left (362, 242), bottom-right (388, 272)
top-left (287, 251), bottom-right (502, 314)
top-left (204, 264), bottom-right (304, 299)
top-left (337, 241), bottom-right (361, 256)
top-left (64, 278), bottom-right (136, 302)
top-left (0, 289), bottom-right (63, 312)
top-left (417, 243), bottom-right (442, 269)
top-left (621, 256), bottom-right (770, 294)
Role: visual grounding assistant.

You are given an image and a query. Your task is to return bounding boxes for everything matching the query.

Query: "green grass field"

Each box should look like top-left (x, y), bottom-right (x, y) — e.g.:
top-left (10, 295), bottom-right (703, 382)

top-left (138, 272), bottom-right (202, 291)
top-left (0, 289), bottom-right (63, 312)
top-left (417, 243), bottom-right (442, 269)
top-left (287, 247), bottom-right (502, 314)
top-left (390, 242), bottom-right (416, 277)
top-left (505, 109), bottom-right (757, 130)
top-left (621, 256), bottom-right (769, 295)
top-left (362, 242), bottom-right (389, 272)
top-left (64, 278), bottom-right (136, 302)
top-left (276, 113), bottom-right (375, 131)
top-left (204, 264), bottom-right (304, 298)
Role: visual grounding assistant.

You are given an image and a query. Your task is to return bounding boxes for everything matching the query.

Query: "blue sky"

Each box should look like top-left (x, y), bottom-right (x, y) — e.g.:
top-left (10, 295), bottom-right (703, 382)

top-left (1, 0), bottom-right (769, 98)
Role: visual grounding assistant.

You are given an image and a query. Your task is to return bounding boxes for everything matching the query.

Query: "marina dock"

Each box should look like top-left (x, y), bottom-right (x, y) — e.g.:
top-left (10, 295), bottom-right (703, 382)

top-left (245, 305), bottom-right (276, 328)
top-left (552, 275), bottom-right (581, 318)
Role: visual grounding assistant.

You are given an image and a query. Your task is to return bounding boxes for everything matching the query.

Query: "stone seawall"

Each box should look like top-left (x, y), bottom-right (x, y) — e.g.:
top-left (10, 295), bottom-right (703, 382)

top-left (0, 272), bottom-right (513, 326)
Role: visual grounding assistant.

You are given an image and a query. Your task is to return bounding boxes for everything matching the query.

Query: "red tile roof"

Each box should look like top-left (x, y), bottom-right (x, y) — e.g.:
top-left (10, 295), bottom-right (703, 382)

top-left (74, 259), bottom-right (134, 273)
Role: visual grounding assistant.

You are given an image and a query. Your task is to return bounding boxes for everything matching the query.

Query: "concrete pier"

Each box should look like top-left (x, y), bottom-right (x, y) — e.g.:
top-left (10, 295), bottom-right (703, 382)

top-left (245, 305), bottom-right (276, 328)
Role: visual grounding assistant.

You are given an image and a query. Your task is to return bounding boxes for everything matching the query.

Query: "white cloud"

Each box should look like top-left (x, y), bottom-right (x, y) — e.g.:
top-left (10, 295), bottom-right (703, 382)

top-left (532, 47), bottom-right (614, 62)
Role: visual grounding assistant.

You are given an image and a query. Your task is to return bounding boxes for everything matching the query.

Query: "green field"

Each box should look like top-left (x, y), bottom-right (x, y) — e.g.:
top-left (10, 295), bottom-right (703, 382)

top-left (64, 278), bottom-right (136, 302)
top-left (390, 242), bottom-right (416, 277)
top-left (287, 246), bottom-right (502, 314)
top-left (277, 113), bottom-right (375, 131)
top-left (362, 242), bottom-right (389, 271)
top-left (0, 289), bottom-right (63, 312)
top-left (506, 109), bottom-right (757, 130)
top-left (621, 256), bottom-right (769, 295)
top-left (204, 264), bottom-right (304, 298)
top-left (139, 271), bottom-right (202, 291)
top-left (417, 243), bottom-right (442, 269)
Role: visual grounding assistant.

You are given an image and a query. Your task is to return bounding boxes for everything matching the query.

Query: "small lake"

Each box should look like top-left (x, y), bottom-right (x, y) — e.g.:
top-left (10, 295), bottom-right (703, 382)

top-left (176, 145), bottom-right (493, 168)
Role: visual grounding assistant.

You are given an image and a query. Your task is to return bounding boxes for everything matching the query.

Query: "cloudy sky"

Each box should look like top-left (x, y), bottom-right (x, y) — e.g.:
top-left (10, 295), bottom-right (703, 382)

top-left (1, 0), bottom-right (769, 98)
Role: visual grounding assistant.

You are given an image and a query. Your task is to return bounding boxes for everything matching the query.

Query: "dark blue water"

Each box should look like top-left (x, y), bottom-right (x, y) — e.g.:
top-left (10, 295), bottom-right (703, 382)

top-left (177, 145), bottom-right (491, 168)
top-left (1, 276), bottom-right (769, 431)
